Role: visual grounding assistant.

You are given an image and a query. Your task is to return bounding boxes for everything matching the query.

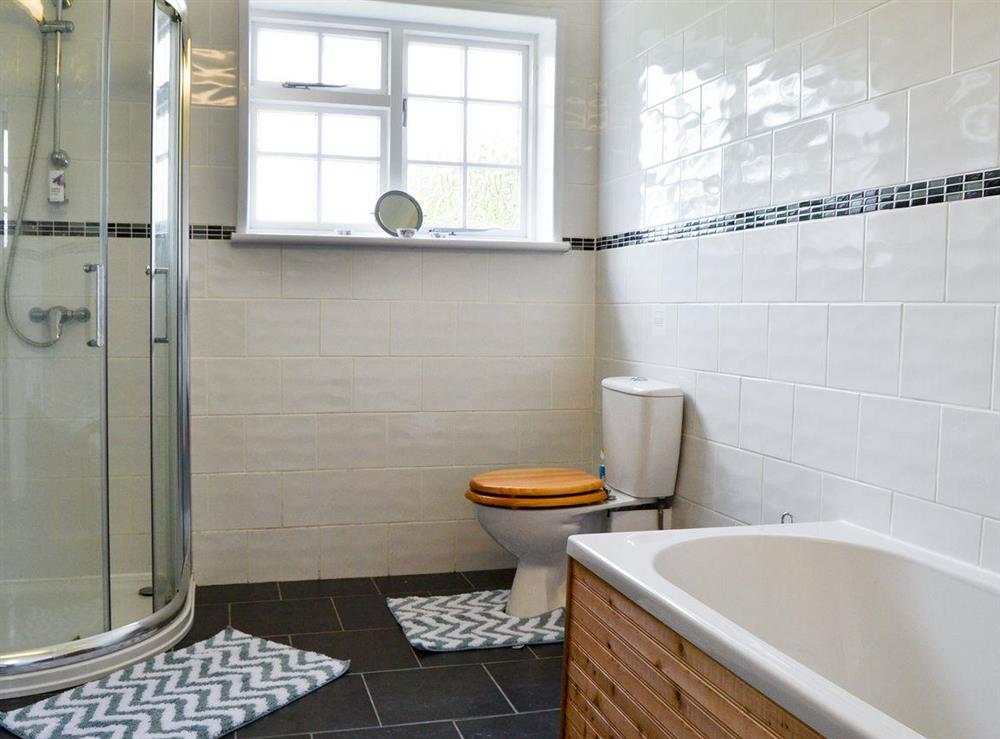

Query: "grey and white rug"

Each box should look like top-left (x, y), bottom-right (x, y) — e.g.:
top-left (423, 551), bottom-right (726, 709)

top-left (387, 589), bottom-right (564, 651)
top-left (0, 628), bottom-right (348, 739)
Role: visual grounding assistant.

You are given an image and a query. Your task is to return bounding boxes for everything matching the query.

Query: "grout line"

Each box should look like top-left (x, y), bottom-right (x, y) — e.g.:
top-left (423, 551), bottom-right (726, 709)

top-left (481, 663), bottom-right (518, 714)
top-left (329, 597), bottom-right (344, 631)
top-left (453, 719), bottom-right (465, 738)
top-left (359, 673), bottom-right (383, 727)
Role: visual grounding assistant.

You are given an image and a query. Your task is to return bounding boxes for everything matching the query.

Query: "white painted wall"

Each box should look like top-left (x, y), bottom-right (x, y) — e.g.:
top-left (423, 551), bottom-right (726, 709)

top-left (598, 0), bottom-right (1000, 572)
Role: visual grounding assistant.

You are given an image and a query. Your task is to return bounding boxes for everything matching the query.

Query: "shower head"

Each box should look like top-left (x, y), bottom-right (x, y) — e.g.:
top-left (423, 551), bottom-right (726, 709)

top-left (13, 0), bottom-right (45, 24)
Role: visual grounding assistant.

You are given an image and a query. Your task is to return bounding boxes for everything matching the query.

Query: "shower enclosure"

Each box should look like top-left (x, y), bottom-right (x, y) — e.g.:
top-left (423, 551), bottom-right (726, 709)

top-left (0, 0), bottom-right (193, 697)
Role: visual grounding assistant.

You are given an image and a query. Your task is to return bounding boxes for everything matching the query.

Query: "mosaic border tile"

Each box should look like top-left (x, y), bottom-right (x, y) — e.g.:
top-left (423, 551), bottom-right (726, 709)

top-left (0, 221), bottom-right (236, 240)
top-left (594, 168), bottom-right (1000, 250)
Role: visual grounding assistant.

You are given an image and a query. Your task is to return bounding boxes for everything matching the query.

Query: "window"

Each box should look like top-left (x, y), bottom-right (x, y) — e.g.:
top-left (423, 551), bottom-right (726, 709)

top-left (241, 6), bottom-right (549, 241)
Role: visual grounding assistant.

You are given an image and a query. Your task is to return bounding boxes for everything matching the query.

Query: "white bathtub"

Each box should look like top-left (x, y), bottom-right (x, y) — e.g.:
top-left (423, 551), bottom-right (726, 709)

top-left (567, 521), bottom-right (1000, 739)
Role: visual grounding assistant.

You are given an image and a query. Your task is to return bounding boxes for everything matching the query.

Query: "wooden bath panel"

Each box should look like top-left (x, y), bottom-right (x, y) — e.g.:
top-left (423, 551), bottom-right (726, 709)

top-left (560, 559), bottom-right (825, 739)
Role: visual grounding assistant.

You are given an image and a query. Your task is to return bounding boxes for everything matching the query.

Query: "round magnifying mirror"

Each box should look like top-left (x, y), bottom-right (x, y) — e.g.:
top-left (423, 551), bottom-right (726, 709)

top-left (374, 190), bottom-right (424, 237)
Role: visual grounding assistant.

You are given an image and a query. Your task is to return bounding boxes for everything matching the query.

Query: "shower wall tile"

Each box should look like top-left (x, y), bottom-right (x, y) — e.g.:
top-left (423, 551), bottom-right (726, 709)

top-left (868, 0), bottom-right (951, 96)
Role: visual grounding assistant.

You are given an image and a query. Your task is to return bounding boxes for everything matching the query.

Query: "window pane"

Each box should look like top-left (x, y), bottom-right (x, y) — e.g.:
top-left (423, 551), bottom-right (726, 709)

top-left (322, 34), bottom-right (383, 90)
top-left (256, 28), bottom-right (318, 83)
top-left (321, 160), bottom-right (380, 224)
top-left (256, 156), bottom-right (317, 223)
top-left (407, 99), bottom-right (463, 162)
top-left (257, 110), bottom-right (318, 154)
top-left (467, 102), bottom-right (520, 165)
top-left (408, 164), bottom-right (461, 226)
top-left (467, 167), bottom-right (519, 230)
top-left (322, 114), bottom-right (381, 157)
top-left (407, 42), bottom-right (464, 97)
top-left (467, 47), bottom-right (523, 101)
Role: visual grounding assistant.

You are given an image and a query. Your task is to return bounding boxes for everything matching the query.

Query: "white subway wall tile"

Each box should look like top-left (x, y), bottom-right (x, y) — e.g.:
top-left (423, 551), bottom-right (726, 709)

top-left (697, 233), bottom-right (743, 301)
top-left (938, 407), bottom-right (1000, 518)
top-left (718, 304), bottom-right (769, 377)
top-left (767, 304), bottom-right (828, 384)
top-left (739, 378), bottom-right (794, 459)
top-left (678, 304), bottom-right (720, 370)
top-left (864, 205), bottom-right (947, 302)
top-left (742, 225), bottom-right (798, 303)
top-left (797, 215), bottom-right (865, 302)
top-left (953, 0), bottom-right (1000, 72)
top-left (891, 494), bottom-right (982, 564)
top-left (820, 475), bottom-right (891, 532)
top-left (946, 196), bottom-right (1000, 302)
top-left (792, 386), bottom-right (859, 476)
top-left (826, 304), bottom-right (901, 394)
top-left (868, 0), bottom-right (952, 96)
top-left (831, 93), bottom-right (908, 193)
top-left (857, 396), bottom-right (940, 499)
top-left (721, 134), bottom-right (773, 212)
top-left (762, 459), bottom-right (822, 524)
top-left (747, 46), bottom-right (801, 134)
top-left (801, 15), bottom-right (867, 118)
top-left (772, 116), bottom-right (832, 203)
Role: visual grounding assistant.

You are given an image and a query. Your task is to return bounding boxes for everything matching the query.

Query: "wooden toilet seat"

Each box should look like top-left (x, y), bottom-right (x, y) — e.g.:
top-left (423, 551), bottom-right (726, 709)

top-left (465, 468), bottom-right (607, 509)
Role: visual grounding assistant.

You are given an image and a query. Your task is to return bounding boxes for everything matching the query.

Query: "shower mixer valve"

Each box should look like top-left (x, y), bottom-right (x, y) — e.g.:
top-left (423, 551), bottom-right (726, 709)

top-left (28, 305), bottom-right (90, 343)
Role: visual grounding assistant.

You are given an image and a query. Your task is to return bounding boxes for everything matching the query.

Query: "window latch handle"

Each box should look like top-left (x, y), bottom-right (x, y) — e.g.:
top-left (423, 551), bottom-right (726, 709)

top-left (281, 81), bottom-right (348, 90)
top-left (402, 97), bottom-right (408, 127)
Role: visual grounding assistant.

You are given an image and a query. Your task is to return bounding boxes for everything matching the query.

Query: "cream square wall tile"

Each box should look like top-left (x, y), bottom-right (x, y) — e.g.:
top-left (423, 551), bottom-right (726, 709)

top-left (762, 459), bottom-right (822, 524)
top-left (661, 239), bottom-right (699, 302)
top-left (857, 396), bottom-right (940, 499)
top-left (246, 301), bottom-right (320, 356)
top-left (801, 15), bottom-right (867, 118)
top-left (938, 407), bottom-right (1000, 518)
top-left (797, 215), bottom-right (864, 302)
top-left (386, 413), bottom-right (454, 467)
top-left (319, 524), bottom-right (388, 578)
top-left (701, 70), bottom-right (746, 148)
top-left (244, 415), bottom-right (316, 472)
top-left (869, 0), bottom-right (951, 96)
top-left (663, 88), bottom-right (702, 162)
top-left (488, 252), bottom-right (595, 304)
top-left (982, 518), bottom-right (1000, 573)
top-left (321, 301), bottom-right (389, 356)
top-left (207, 245), bottom-right (280, 298)
top-left (683, 10), bottom-right (725, 91)
top-left (767, 304), bottom-right (828, 384)
top-left (247, 528), bottom-right (320, 582)
top-left (281, 358), bottom-right (352, 414)
top-left (388, 522), bottom-right (456, 575)
top-left (953, 0), bottom-right (1000, 72)
top-left (742, 225), bottom-right (797, 302)
top-left (191, 300), bottom-right (245, 356)
top-left (747, 45), bottom-right (801, 134)
top-left (820, 474), bottom-right (890, 532)
top-left (908, 65), bottom-right (1000, 180)
top-left (678, 304), bottom-right (720, 370)
top-left (826, 304), bottom-right (901, 394)
top-left (354, 357), bottom-right (421, 412)
top-left (523, 304), bottom-right (595, 356)
top-left (693, 372), bottom-right (741, 445)
top-left (205, 358), bottom-right (282, 415)
top-left (192, 531), bottom-right (247, 585)
top-left (452, 412), bottom-right (519, 464)
top-left (711, 444), bottom-right (763, 524)
top-left (947, 198), bottom-right (1000, 302)
top-left (390, 302), bottom-right (458, 356)
top-left (774, 0), bottom-right (834, 48)
top-left (352, 249), bottom-right (422, 300)
top-left (454, 303), bottom-right (522, 356)
top-left (724, 0), bottom-right (773, 71)
top-left (740, 378), bottom-right (794, 459)
top-left (864, 205), bottom-right (947, 302)
top-left (772, 116), bottom-right (832, 202)
top-left (679, 148), bottom-right (723, 218)
top-left (721, 134), bottom-right (773, 212)
top-left (191, 416), bottom-right (243, 474)
top-left (891, 494), bottom-right (982, 564)
top-left (421, 251), bottom-right (490, 302)
top-left (280, 248), bottom-right (351, 299)
top-left (676, 435), bottom-right (714, 503)
top-left (202, 473), bottom-right (282, 531)
top-left (792, 386), bottom-right (859, 476)
top-left (831, 93), bottom-right (907, 193)
top-left (697, 233), bottom-right (743, 301)
top-left (316, 414), bottom-right (385, 469)
top-left (900, 304), bottom-right (995, 408)
top-left (646, 33), bottom-right (685, 107)
top-left (454, 521), bottom-right (517, 571)
top-left (719, 304), bottom-right (769, 377)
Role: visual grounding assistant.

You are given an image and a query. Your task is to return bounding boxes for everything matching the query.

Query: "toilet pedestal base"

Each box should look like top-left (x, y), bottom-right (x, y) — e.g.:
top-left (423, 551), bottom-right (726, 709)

top-left (506, 555), bottom-right (567, 618)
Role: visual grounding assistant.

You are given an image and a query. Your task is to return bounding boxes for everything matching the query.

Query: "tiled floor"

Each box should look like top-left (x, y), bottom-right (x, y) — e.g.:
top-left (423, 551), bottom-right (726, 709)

top-left (0, 569), bottom-right (563, 739)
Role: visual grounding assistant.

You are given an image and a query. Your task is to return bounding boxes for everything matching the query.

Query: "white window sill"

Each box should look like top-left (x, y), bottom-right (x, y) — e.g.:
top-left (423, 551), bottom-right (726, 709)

top-left (230, 232), bottom-right (569, 253)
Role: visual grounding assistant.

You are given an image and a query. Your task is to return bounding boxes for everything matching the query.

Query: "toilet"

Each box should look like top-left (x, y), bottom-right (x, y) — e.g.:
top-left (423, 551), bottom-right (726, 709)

top-left (466, 376), bottom-right (684, 617)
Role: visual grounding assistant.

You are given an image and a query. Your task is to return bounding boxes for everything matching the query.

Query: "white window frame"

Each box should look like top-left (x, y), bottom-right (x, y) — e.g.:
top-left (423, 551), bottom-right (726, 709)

top-left (239, 6), bottom-right (543, 240)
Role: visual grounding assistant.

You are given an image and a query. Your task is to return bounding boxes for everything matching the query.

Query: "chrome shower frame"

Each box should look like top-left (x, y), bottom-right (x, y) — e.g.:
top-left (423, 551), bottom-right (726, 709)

top-left (0, 0), bottom-right (195, 698)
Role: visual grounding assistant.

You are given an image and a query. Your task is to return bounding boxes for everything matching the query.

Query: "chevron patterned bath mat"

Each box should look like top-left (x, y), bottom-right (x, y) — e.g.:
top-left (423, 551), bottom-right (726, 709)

top-left (387, 589), bottom-right (564, 651)
top-left (0, 628), bottom-right (348, 739)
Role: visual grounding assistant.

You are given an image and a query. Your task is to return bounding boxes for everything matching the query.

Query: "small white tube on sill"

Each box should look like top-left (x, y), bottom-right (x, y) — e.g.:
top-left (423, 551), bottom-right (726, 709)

top-left (229, 232), bottom-right (571, 253)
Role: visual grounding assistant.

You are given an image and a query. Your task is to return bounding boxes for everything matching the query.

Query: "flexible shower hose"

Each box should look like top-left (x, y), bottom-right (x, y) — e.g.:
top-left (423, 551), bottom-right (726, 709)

top-left (3, 32), bottom-right (56, 348)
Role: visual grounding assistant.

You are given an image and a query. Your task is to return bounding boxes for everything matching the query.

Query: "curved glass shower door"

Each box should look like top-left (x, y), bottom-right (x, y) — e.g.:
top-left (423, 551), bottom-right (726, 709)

top-left (0, 0), bottom-right (110, 653)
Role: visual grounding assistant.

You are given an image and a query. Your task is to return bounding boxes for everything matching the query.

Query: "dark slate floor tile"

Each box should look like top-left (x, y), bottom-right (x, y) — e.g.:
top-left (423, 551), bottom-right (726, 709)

top-left (197, 582), bottom-right (279, 605)
top-left (528, 643), bottom-right (563, 659)
top-left (280, 578), bottom-right (377, 599)
top-left (374, 573), bottom-right (470, 595)
top-left (175, 603), bottom-right (230, 648)
top-left (230, 598), bottom-right (339, 636)
top-left (238, 675), bottom-right (377, 737)
top-left (456, 710), bottom-right (560, 739)
top-left (334, 594), bottom-right (398, 630)
top-left (319, 722), bottom-right (459, 737)
top-left (461, 569), bottom-right (516, 589)
top-left (365, 665), bottom-right (510, 724)
top-left (415, 645), bottom-right (534, 668)
top-left (486, 658), bottom-right (563, 712)
top-left (292, 628), bottom-right (419, 672)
